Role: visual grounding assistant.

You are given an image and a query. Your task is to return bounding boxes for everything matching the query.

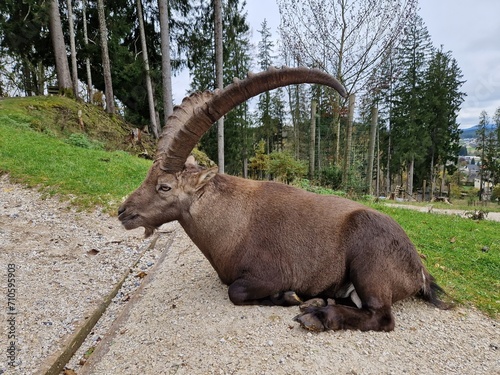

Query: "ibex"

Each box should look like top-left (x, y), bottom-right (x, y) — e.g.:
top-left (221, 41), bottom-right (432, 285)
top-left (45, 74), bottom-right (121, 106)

top-left (118, 67), bottom-right (449, 332)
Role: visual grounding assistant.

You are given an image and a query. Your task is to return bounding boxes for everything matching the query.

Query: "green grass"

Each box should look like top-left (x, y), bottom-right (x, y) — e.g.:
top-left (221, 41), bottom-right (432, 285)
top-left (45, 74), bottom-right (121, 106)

top-left (0, 98), bottom-right (498, 318)
top-left (0, 111), bottom-right (151, 211)
top-left (375, 204), bottom-right (499, 317)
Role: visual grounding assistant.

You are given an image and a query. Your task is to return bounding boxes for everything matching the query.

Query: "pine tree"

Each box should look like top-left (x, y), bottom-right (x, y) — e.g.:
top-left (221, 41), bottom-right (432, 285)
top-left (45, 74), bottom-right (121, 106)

top-left (184, 0), bottom-right (252, 175)
top-left (477, 110), bottom-right (500, 193)
top-left (49, 0), bottom-right (73, 92)
top-left (0, 0), bottom-right (51, 95)
top-left (97, 0), bottom-right (114, 113)
top-left (422, 47), bottom-right (465, 194)
top-left (390, 14), bottom-right (433, 195)
top-left (476, 111), bottom-right (489, 200)
top-left (256, 19), bottom-right (276, 154)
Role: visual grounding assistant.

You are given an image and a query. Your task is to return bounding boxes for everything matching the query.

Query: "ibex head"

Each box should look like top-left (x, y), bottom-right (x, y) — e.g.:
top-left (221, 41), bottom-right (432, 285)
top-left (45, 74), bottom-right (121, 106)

top-left (118, 67), bottom-right (347, 237)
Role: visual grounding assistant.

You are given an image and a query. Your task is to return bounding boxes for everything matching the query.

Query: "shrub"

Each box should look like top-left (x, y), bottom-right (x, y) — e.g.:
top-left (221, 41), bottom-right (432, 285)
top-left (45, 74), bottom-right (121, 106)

top-left (316, 165), bottom-right (343, 190)
top-left (66, 133), bottom-right (104, 150)
top-left (492, 184), bottom-right (500, 203)
top-left (268, 151), bottom-right (307, 183)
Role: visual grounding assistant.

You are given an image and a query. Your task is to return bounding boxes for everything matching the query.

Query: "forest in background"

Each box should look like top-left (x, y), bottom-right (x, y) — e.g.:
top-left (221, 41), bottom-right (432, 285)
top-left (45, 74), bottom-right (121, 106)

top-left (1, 0), bottom-right (499, 199)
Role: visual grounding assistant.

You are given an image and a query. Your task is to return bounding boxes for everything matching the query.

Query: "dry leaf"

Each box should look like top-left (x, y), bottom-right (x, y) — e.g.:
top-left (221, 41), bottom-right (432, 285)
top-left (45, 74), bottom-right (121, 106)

top-left (135, 271), bottom-right (147, 279)
top-left (449, 237), bottom-right (456, 243)
top-left (87, 249), bottom-right (99, 255)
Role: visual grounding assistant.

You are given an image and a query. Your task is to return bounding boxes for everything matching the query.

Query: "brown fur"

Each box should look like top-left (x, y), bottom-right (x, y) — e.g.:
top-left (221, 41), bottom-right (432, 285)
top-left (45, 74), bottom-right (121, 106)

top-left (118, 161), bottom-right (449, 332)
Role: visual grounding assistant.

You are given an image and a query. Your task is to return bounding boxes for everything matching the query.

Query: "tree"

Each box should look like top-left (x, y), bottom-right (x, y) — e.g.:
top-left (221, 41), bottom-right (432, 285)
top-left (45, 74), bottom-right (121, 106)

top-left (256, 19), bottom-right (276, 154)
top-left (422, 47), bottom-right (465, 195)
top-left (183, 0), bottom-right (251, 175)
top-left (49, 0), bottom-right (72, 92)
top-left (390, 14), bottom-right (433, 195)
top-left (476, 111), bottom-right (489, 200)
top-left (96, 0), bottom-right (115, 113)
top-left (66, 0), bottom-right (79, 99)
top-left (477, 109), bottom-right (500, 195)
top-left (82, 0), bottom-right (93, 102)
top-left (278, 0), bottom-right (418, 178)
top-left (0, 0), bottom-right (52, 96)
top-left (158, 0), bottom-right (174, 121)
top-left (214, 0), bottom-right (224, 172)
top-left (137, 0), bottom-right (159, 137)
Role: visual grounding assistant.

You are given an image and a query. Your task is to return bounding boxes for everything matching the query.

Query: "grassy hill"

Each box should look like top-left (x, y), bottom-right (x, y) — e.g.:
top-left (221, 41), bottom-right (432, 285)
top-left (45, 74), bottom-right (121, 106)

top-left (0, 96), bottom-right (154, 210)
top-left (0, 96), bottom-right (157, 154)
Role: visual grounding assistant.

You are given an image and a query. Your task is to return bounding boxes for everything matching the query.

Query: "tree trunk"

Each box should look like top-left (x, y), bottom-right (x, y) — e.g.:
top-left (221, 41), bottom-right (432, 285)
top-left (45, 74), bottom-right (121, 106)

top-left (66, 0), bottom-right (79, 99)
top-left (82, 0), bottom-right (93, 102)
top-left (158, 0), bottom-right (174, 122)
top-left (97, 0), bottom-right (115, 114)
top-left (342, 94), bottom-right (355, 187)
top-left (408, 157), bottom-right (414, 198)
top-left (309, 100), bottom-right (317, 179)
top-left (137, 0), bottom-right (159, 138)
top-left (367, 106), bottom-right (377, 195)
top-left (215, 0), bottom-right (224, 173)
top-left (440, 164), bottom-right (446, 196)
top-left (293, 86), bottom-right (300, 159)
top-left (429, 152), bottom-right (435, 200)
top-left (48, 0), bottom-right (72, 91)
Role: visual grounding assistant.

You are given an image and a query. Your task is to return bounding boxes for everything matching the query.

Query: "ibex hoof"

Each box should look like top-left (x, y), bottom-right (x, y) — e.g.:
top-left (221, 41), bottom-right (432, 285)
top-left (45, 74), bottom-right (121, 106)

top-left (299, 297), bottom-right (327, 311)
top-left (271, 291), bottom-right (303, 306)
top-left (284, 291), bottom-right (303, 305)
top-left (293, 310), bottom-right (326, 332)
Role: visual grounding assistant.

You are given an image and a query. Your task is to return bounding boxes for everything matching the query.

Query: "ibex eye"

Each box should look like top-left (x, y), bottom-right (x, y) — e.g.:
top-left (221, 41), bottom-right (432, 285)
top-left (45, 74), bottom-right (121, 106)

top-left (158, 184), bottom-right (171, 192)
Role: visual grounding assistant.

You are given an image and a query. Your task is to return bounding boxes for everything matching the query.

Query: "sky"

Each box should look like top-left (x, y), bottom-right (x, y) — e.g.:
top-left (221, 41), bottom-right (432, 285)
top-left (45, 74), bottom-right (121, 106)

top-left (173, 0), bottom-right (500, 129)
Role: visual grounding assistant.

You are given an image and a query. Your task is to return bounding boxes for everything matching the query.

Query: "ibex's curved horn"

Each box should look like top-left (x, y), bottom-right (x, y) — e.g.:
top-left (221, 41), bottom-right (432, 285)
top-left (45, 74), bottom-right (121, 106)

top-left (158, 66), bottom-right (347, 172)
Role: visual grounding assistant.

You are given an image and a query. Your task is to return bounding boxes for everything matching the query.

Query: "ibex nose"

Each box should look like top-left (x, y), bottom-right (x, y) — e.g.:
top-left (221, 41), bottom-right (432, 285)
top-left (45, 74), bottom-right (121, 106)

top-left (118, 205), bottom-right (126, 216)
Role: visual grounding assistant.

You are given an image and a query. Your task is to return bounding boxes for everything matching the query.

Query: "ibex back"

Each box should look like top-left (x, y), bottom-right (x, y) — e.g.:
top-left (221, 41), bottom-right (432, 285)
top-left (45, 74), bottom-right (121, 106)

top-left (118, 67), bottom-right (449, 332)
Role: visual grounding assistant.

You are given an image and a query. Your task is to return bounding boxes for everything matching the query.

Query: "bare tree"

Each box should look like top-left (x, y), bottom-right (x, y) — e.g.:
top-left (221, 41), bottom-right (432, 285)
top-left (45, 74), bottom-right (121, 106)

top-left (48, 0), bottom-right (72, 91)
top-left (278, 0), bottom-right (417, 171)
top-left (137, 0), bottom-right (159, 138)
top-left (66, 0), bottom-right (79, 99)
top-left (278, 0), bottom-right (416, 92)
top-left (214, 0), bottom-right (224, 173)
top-left (158, 0), bottom-right (174, 122)
top-left (97, 0), bottom-right (115, 113)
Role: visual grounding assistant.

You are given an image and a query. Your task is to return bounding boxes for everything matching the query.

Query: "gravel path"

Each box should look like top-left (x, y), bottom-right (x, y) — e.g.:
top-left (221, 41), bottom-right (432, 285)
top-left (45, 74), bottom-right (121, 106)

top-left (386, 203), bottom-right (500, 222)
top-left (0, 175), bottom-right (498, 374)
top-left (0, 175), bottom-right (150, 374)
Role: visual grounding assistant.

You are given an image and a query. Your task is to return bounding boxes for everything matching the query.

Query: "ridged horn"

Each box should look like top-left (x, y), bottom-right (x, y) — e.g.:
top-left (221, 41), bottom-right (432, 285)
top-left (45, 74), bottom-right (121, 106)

top-left (157, 66), bottom-right (347, 172)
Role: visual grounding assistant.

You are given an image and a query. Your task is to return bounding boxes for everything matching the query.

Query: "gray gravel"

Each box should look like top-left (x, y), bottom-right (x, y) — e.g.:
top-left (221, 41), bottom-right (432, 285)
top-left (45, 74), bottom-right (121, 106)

top-left (80, 228), bottom-right (499, 375)
top-left (0, 175), bottom-right (149, 374)
top-left (0, 175), bottom-right (499, 374)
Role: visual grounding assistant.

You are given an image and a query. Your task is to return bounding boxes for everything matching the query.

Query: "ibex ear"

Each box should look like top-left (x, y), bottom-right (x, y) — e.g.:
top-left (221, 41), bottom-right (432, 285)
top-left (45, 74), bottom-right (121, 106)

top-left (195, 167), bottom-right (218, 191)
top-left (185, 155), bottom-right (197, 168)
